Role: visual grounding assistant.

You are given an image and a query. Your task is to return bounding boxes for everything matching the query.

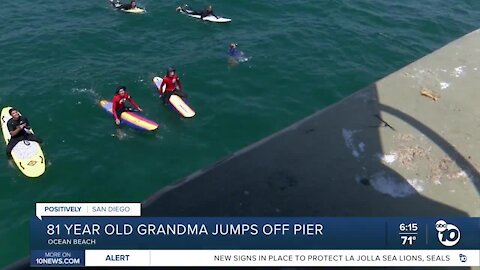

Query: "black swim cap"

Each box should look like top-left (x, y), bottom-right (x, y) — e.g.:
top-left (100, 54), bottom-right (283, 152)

top-left (166, 67), bottom-right (175, 75)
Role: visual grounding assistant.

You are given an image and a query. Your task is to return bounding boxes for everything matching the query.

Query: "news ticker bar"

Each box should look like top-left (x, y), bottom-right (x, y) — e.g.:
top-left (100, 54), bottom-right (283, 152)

top-left (31, 217), bottom-right (480, 250)
top-left (31, 250), bottom-right (480, 267)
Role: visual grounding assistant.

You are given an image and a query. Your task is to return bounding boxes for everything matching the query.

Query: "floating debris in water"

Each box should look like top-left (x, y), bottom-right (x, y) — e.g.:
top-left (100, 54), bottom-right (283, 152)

top-left (420, 87), bottom-right (439, 101)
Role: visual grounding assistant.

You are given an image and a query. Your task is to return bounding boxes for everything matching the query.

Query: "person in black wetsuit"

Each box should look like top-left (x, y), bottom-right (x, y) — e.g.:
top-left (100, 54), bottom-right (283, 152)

top-left (5, 108), bottom-right (43, 159)
top-left (176, 5), bottom-right (219, 20)
top-left (110, 0), bottom-right (137, 10)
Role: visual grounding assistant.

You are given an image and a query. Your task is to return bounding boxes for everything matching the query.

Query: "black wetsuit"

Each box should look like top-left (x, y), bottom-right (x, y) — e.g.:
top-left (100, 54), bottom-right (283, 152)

top-left (184, 8), bottom-right (218, 19)
top-left (6, 116), bottom-right (42, 158)
top-left (121, 3), bottom-right (135, 10)
top-left (112, 1), bottom-right (136, 10)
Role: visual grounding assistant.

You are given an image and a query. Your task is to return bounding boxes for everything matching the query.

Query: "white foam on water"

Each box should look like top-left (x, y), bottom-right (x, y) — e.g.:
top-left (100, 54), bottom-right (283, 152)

top-left (238, 56), bottom-right (251, 63)
top-left (440, 82), bottom-right (450, 90)
top-left (358, 142), bottom-right (366, 152)
top-left (71, 87), bottom-right (100, 100)
top-left (72, 87), bottom-right (95, 95)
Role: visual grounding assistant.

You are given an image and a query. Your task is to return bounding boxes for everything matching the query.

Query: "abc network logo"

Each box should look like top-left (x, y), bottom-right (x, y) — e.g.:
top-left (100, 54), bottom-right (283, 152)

top-left (435, 220), bottom-right (461, 247)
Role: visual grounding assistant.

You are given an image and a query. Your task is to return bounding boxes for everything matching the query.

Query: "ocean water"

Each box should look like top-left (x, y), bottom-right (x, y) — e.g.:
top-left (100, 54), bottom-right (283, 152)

top-left (1, 0), bottom-right (479, 266)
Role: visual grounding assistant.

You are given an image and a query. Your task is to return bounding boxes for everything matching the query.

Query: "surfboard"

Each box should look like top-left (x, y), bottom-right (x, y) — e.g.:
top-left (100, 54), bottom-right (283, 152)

top-left (122, 7), bottom-right (146, 13)
top-left (1, 107), bottom-right (45, 178)
top-left (99, 100), bottom-right (159, 131)
top-left (153, 77), bottom-right (196, 118)
top-left (178, 7), bottom-right (231, 23)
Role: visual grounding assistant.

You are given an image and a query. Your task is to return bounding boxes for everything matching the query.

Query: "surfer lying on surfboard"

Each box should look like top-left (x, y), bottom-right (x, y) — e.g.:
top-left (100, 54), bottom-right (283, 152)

top-left (176, 4), bottom-right (219, 20)
top-left (112, 86), bottom-right (143, 125)
top-left (159, 67), bottom-right (188, 105)
top-left (110, 0), bottom-right (137, 10)
top-left (6, 108), bottom-right (43, 159)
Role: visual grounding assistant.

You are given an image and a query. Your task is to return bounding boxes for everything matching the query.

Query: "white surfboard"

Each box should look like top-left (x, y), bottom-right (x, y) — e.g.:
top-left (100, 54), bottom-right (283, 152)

top-left (153, 77), bottom-right (196, 118)
top-left (178, 8), bottom-right (231, 23)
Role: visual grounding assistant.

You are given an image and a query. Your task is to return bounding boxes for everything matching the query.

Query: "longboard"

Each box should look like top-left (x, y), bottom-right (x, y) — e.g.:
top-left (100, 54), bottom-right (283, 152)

top-left (100, 100), bottom-right (159, 131)
top-left (153, 77), bottom-right (196, 118)
top-left (122, 7), bottom-right (146, 13)
top-left (1, 107), bottom-right (45, 178)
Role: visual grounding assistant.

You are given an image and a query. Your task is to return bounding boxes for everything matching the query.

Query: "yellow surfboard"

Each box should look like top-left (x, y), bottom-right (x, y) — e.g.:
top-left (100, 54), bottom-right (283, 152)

top-left (123, 7), bottom-right (146, 13)
top-left (1, 107), bottom-right (45, 178)
top-left (153, 77), bottom-right (196, 118)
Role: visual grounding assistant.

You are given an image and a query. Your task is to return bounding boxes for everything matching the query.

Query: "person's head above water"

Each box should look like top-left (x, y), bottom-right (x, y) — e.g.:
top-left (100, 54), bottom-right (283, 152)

top-left (229, 43), bottom-right (237, 49)
top-left (8, 108), bottom-right (20, 120)
top-left (207, 5), bottom-right (212, 11)
top-left (131, 0), bottom-right (136, 7)
top-left (116, 86), bottom-right (127, 96)
top-left (166, 67), bottom-right (176, 77)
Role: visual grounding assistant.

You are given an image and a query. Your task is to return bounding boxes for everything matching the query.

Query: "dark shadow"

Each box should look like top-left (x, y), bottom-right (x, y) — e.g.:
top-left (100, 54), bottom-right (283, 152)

top-left (139, 80), bottom-right (473, 219)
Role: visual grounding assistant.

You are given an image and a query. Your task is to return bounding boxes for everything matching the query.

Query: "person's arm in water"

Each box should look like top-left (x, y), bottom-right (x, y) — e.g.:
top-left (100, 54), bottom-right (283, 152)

top-left (110, 0), bottom-right (119, 8)
top-left (176, 77), bottom-right (183, 92)
top-left (159, 80), bottom-right (166, 95)
top-left (112, 97), bottom-right (120, 124)
top-left (127, 95), bottom-right (142, 111)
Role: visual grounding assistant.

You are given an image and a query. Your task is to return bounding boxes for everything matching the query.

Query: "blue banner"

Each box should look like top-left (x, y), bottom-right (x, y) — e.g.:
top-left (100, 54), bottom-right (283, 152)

top-left (30, 217), bottom-right (480, 250)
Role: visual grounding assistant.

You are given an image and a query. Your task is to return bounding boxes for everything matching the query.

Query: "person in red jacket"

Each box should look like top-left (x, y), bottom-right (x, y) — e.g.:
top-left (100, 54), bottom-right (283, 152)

top-left (112, 86), bottom-right (142, 125)
top-left (159, 67), bottom-right (187, 104)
